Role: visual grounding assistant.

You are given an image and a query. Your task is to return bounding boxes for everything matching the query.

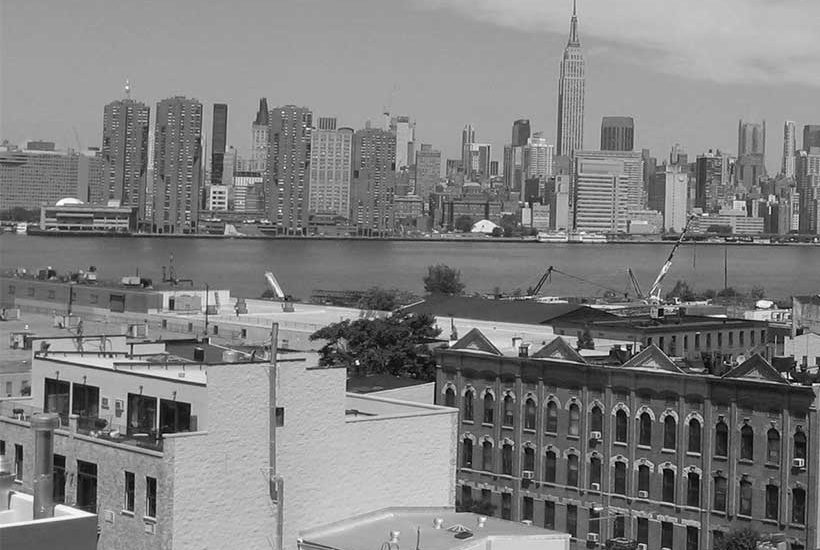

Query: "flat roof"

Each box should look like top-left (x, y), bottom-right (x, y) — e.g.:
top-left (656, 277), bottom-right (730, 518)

top-left (400, 295), bottom-right (586, 325)
top-left (344, 393), bottom-right (451, 419)
top-left (346, 373), bottom-right (430, 394)
top-left (554, 314), bottom-right (767, 331)
top-left (300, 507), bottom-right (568, 550)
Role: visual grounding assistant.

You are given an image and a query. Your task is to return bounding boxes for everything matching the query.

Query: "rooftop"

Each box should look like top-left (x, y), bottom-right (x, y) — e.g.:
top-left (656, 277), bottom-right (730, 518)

top-left (0, 492), bottom-right (97, 550)
top-left (346, 373), bottom-right (430, 394)
top-left (299, 507), bottom-right (569, 550)
top-left (552, 313), bottom-right (767, 331)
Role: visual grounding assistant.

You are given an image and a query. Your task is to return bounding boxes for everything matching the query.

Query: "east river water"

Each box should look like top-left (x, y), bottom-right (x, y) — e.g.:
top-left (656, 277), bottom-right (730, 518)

top-left (1, 236), bottom-right (818, 300)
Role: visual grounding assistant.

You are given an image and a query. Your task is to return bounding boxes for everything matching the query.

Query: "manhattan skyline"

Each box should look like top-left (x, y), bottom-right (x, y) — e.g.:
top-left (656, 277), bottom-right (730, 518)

top-left (2, 0), bottom-right (818, 171)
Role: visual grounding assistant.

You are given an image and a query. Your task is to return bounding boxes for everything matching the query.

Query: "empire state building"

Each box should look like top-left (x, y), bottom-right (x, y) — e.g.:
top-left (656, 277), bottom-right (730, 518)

top-left (556, 1), bottom-right (585, 158)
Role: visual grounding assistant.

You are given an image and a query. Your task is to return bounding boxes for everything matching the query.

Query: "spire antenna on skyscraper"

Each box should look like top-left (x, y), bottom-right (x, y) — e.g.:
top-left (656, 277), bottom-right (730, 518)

top-left (568, 0), bottom-right (580, 46)
top-left (124, 79), bottom-right (131, 100)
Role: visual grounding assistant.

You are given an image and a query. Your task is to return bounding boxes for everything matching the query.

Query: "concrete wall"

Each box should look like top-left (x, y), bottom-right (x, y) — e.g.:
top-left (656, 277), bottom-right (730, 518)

top-left (784, 333), bottom-right (820, 368)
top-left (0, 494), bottom-right (97, 550)
top-left (369, 382), bottom-right (436, 404)
top-left (0, 372), bottom-right (30, 398)
top-left (1, 277), bottom-right (163, 314)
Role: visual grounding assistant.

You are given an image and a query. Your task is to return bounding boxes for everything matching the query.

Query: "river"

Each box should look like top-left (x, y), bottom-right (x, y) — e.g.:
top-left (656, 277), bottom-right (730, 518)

top-left (1, 235), bottom-right (818, 300)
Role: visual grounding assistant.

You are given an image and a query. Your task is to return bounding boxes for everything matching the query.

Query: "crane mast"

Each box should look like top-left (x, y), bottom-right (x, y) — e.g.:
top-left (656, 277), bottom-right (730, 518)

top-left (646, 215), bottom-right (697, 303)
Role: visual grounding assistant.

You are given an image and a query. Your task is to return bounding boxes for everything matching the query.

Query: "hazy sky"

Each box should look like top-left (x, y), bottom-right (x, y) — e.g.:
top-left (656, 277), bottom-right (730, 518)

top-left (2, 0), bottom-right (818, 171)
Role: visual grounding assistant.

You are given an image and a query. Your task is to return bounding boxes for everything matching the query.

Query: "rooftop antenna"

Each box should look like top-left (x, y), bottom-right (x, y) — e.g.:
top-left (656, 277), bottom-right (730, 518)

top-left (124, 79), bottom-right (131, 100)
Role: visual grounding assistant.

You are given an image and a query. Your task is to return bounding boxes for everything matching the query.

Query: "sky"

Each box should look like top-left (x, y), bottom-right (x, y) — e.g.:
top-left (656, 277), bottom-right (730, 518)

top-left (1, 0), bottom-right (819, 171)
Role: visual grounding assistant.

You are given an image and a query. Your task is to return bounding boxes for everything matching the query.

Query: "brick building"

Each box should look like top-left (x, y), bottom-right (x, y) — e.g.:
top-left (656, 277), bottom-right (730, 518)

top-left (436, 329), bottom-right (819, 550)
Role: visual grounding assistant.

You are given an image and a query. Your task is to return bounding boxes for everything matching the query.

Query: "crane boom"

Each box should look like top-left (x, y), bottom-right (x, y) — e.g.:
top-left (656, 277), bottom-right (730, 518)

top-left (531, 266), bottom-right (554, 296)
top-left (264, 271), bottom-right (286, 300)
top-left (628, 268), bottom-right (643, 298)
top-left (647, 215), bottom-right (697, 303)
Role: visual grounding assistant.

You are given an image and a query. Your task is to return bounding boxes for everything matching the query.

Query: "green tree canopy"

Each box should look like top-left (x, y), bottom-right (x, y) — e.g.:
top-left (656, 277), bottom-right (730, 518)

top-left (423, 264), bottom-right (465, 295)
top-left (454, 215), bottom-right (473, 233)
top-left (309, 312), bottom-right (442, 381)
top-left (356, 286), bottom-right (417, 312)
top-left (665, 280), bottom-right (696, 302)
top-left (715, 528), bottom-right (759, 550)
top-left (576, 326), bottom-right (595, 350)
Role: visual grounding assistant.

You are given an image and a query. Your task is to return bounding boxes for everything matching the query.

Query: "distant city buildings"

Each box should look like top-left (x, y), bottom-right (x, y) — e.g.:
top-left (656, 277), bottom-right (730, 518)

top-left (391, 115), bottom-right (415, 173)
top-left (211, 103), bottom-right (228, 185)
top-left (266, 105), bottom-right (312, 234)
top-left (804, 124), bottom-right (820, 151)
top-left (663, 163), bottom-right (688, 232)
top-left (524, 133), bottom-right (554, 180)
top-left (250, 98), bottom-right (269, 173)
top-left (736, 119), bottom-right (767, 188)
top-left (415, 143), bottom-right (441, 203)
top-left (556, 3), bottom-right (585, 157)
top-left (695, 150), bottom-right (729, 213)
top-left (782, 120), bottom-right (796, 178)
top-left (573, 151), bottom-right (631, 233)
top-left (600, 116), bottom-right (635, 152)
top-left (351, 126), bottom-right (396, 235)
top-left (308, 117), bottom-right (353, 218)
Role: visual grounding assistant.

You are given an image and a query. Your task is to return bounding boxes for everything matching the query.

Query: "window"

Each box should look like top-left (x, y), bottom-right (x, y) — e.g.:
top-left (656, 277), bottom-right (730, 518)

top-left (522, 496), bottom-right (533, 521)
top-left (713, 475), bottom-right (727, 512)
top-left (77, 460), bottom-right (97, 513)
top-left (639, 412), bottom-right (652, 446)
top-left (589, 456), bottom-right (602, 489)
top-left (124, 471), bottom-right (135, 512)
top-left (664, 416), bottom-right (677, 449)
top-left (444, 388), bottom-right (455, 407)
top-left (462, 438), bottom-right (473, 468)
top-left (765, 484), bottom-right (779, 520)
top-left (687, 472), bottom-right (700, 507)
top-left (482, 441), bottom-right (493, 471)
top-left (793, 430), bottom-right (806, 460)
top-left (460, 485), bottom-right (472, 508)
top-left (638, 465), bottom-right (650, 496)
top-left (686, 526), bottom-right (698, 550)
top-left (663, 468), bottom-right (676, 503)
top-left (44, 378), bottom-right (70, 424)
top-left (662, 521), bottom-right (674, 550)
top-left (159, 399), bottom-right (192, 434)
top-left (14, 444), bottom-right (22, 481)
top-left (750, 330), bottom-right (755, 345)
top-left (694, 333), bottom-right (700, 349)
top-left (739, 480), bottom-right (752, 516)
top-left (483, 393), bottom-right (494, 424)
top-left (503, 395), bottom-right (514, 427)
top-left (45, 453), bottom-right (65, 505)
top-left (792, 488), bottom-right (805, 524)
top-left (145, 476), bottom-right (157, 518)
top-left (463, 389), bottom-right (474, 421)
top-left (72, 382), bottom-right (100, 421)
top-left (589, 507), bottom-right (600, 536)
top-left (544, 501), bottom-right (555, 529)
top-left (590, 405), bottom-right (603, 434)
top-left (127, 393), bottom-right (157, 435)
top-left (637, 518), bottom-right (649, 545)
top-left (566, 504), bottom-right (577, 538)
top-left (567, 454), bottom-right (579, 487)
top-left (614, 515), bottom-right (626, 539)
top-left (688, 418), bottom-right (702, 453)
top-left (706, 333), bottom-right (712, 349)
top-left (523, 447), bottom-right (535, 472)
top-left (615, 409), bottom-right (628, 443)
top-left (715, 421), bottom-right (728, 457)
top-left (728, 332), bottom-right (734, 346)
top-left (614, 461), bottom-right (626, 495)
top-left (524, 398), bottom-right (536, 430)
top-left (544, 451), bottom-right (557, 483)
top-left (739, 331), bottom-right (745, 346)
top-left (501, 492), bottom-right (511, 520)
top-left (502, 444), bottom-right (513, 475)
top-left (568, 404), bottom-right (580, 436)
top-left (545, 401), bottom-right (558, 433)
top-left (718, 332), bottom-right (723, 347)
top-left (740, 425), bottom-right (754, 460)
top-left (481, 489), bottom-right (492, 514)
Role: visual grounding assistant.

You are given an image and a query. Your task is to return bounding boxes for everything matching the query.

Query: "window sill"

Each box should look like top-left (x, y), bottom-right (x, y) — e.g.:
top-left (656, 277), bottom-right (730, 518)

top-left (711, 510), bottom-right (727, 517)
top-left (13, 479), bottom-right (22, 485)
top-left (637, 444), bottom-right (651, 450)
top-left (686, 451), bottom-right (701, 458)
top-left (614, 441), bottom-right (627, 447)
top-left (482, 423), bottom-right (494, 428)
top-left (143, 516), bottom-right (157, 524)
top-left (713, 455), bottom-right (728, 461)
top-left (764, 462), bottom-right (780, 468)
top-left (121, 510), bottom-right (135, 517)
top-left (567, 435), bottom-right (580, 441)
top-left (738, 459), bottom-right (754, 465)
top-left (761, 518), bottom-right (778, 526)
top-left (501, 425), bottom-right (514, 430)
top-left (789, 523), bottom-right (806, 530)
top-left (523, 428), bottom-right (536, 434)
top-left (661, 448), bottom-right (677, 454)
top-left (462, 420), bottom-right (474, 425)
top-left (737, 514), bottom-right (752, 521)
top-left (544, 431), bottom-right (558, 437)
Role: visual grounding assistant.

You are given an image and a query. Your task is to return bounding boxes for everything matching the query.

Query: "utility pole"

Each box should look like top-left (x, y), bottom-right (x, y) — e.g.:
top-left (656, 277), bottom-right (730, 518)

top-left (204, 284), bottom-right (209, 335)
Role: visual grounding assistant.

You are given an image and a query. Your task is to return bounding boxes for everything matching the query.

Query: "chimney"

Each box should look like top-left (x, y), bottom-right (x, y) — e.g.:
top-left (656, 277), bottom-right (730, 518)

top-left (0, 454), bottom-right (14, 511)
top-left (32, 413), bottom-right (60, 519)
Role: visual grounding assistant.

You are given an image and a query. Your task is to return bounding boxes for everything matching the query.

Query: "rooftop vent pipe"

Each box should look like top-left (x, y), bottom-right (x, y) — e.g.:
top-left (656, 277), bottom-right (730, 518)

top-left (32, 412), bottom-right (60, 519)
top-left (0, 454), bottom-right (14, 511)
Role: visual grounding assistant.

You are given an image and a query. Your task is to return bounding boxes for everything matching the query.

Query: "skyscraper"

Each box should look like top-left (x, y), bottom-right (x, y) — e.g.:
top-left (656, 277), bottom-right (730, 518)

top-left (251, 98), bottom-right (269, 173)
top-left (211, 104), bottom-right (228, 185)
top-left (351, 127), bottom-right (396, 235)
top-left (795, 149), bottom-right (820, 234)
top-left (736, 119), bottom-right (766, 188)
top-left (573, 152), bottom-right (630, 233)
top-left (600, 117), bottom-right (634, 152)
top-left (461, 124), bottom-right (475, 174)
top-left (266, 105), bottom-right (313, 234)
top-left (152, 97), bottom-right (203, 233)
top-left (511, 119), bottom-right (531, 148)
top-left (663, 164), bottom-right (688, 232)
top-left (464, 143), bottom-right (491, 182)
top-left (308, 117), bottom-right (353, 218)
top-left (392, 116), bottom-right (415, 173)
top-left (524, 133), bottom-right (554, 179)
top-left (556, 1), bottom-right (585, 157)
top-left (574, 150), bottom-right (643, 212)
top-left (804, 125), bottom-right (820, 151)
top-left (782, 120), bottom-right (796, 178)
top-left (695, 150), bottom-right (727, 212)
top-left (101, 82), bottom-right (150, 221)
top-left (415, 144), bottom-right (441, 203)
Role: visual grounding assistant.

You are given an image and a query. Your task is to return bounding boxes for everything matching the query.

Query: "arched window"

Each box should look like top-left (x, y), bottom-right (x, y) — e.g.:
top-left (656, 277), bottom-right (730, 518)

top-left (589, 456), bottom-right (602, 488)
top-left (444, 387), bottom-right (456, 407)
top-left (463, 389), bottom-right (474, 421)
top-left (590, 405), bottom-right (603, 434)
top-left (503, 394), bottom-right (514, 427)
top-left (792, 488), bottom-right (806, 524)
top-left (794, 430), bottom-right (807, 460)
top-left (639, 412), bottom-right (652, 447)
top-left (615, 409), bottom-right (628, 443)
top-left (765, 484), bottom-right (779, 520)
top-left (663, 416), bottom-right (677, 450)
top-left (713, 475), bottom-right (727, 512)
top-left (662, 468), bottom-right (675, 503)
top-left (545, 401), bottom-right (558, 433)
top-left (567, 454), bottom-right (579, 487)
top-left (523, 447), bottom-right (535, 472)
top-left (637, 465), bottom-right (650, 496)
top-left (482, 440), bottom-right (493, 471)
top-left (613, 462), bottom-right (627, 495)
top-left (740, 425), bottom-right (754, 460)
top-left (568, 404), bottom-right (580, 436)
top-left (502, 443), bottom-right (513, 475)
top-left (462, 438), bottom-right (473, 468)
top-left (739, 479), bottom-right (752, 516)
top-left (688, 418), bottom-right (701, 453)
top-left (767, 428), bottom-right (780, 464)
top-left (544, 450), bottom-right (557, 482)
top-left (715, 421), bottom-right (728, 457)
top-left (483, 392), bottom-right (494, 424)
top-left (687, 472), bottom-right (700, 507)
top-left (524, 398), bottom-right (536, 430)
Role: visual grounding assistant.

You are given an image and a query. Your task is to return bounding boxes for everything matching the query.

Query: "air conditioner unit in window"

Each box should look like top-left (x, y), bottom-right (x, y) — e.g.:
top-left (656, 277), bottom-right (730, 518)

top-left (522, 470), bottom-right (534, 480)
top-left (792, 458), bottom-right (806, 469)
top-left (587, 533), bottom-right (599, 542)
top-left (637, 544), bottom-right (648, 550)
top-left (638, 490), bottom-right (649, 498)
top-left (590, 482), bottom-right (601, 491)
top-left (590, 431), bottom-right (602, 441)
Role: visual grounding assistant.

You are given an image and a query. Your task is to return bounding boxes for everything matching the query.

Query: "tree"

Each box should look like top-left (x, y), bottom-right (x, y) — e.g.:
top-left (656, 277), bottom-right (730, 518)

top-left (309, 312), bottom-right (442, 381)
top-left (717, 286), bottom-right (739, 298)
top-left (423, 264), bottom-right (465, 295)
top-left (454, 215), bottom-right (473, 233)
top-left (356, 287), bottom-right (417, 312)
top-left (750, 285), bottom-right (765, 300)
top-left (715, 528), bottom-right (759, 550)
top-left (576, 326), bottom-right (595, 350)
top-left (491, 226), bottom-right (504, 238)
top-left (665, 280), bottom-right (696, 302)
top-left (500, 214), bottom-right (518, 238)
